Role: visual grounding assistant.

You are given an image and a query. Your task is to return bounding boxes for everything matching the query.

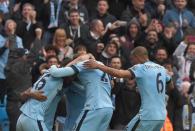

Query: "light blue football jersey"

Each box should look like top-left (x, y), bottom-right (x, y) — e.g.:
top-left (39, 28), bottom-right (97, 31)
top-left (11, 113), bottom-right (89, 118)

top-left (49, 61), bottom-right (113, 110)
top-left (129, 61), bottom-right (171, 120)
top-left (64, 81), bottom-right (86, 130)
top-left (20, 71), bottom-right (64, 130)
top-left (71, 61), bottom-right (113, 110)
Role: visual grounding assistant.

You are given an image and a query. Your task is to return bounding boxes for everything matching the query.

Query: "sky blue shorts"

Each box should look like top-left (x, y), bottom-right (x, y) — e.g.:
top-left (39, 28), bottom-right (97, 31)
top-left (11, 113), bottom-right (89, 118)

top-left (16, 113), bottom-right (48, 131)
top-left (72, 107), bottom-right (113, 131)
top-left (125, 114), bottom-right (165, 131)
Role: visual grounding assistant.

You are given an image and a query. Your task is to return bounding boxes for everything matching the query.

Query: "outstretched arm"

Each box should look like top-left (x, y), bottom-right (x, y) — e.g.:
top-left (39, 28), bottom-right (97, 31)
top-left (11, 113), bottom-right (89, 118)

top-left (84, 60), bottom-right (132, 78)
top-left (49, 65), bottom-right (76, 77)
top-left (66, 53), bottom-right (95, 67)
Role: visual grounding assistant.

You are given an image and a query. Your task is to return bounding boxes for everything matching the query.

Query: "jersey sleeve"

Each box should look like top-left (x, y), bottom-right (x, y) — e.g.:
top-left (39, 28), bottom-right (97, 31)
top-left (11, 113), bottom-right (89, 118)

top-left (128, 64), bottom-right (143, 78)
top-left (49, 65), bottom-right (76, 77)
top-left (70, 61), bottom-right (87, 73)
top-left (49, 61), bottom-right (87, 77)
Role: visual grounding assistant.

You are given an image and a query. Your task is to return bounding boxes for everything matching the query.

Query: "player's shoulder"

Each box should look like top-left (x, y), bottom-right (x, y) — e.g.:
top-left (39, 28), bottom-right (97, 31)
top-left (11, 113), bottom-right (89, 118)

top-left (130, 64), bottom-right (143, 71)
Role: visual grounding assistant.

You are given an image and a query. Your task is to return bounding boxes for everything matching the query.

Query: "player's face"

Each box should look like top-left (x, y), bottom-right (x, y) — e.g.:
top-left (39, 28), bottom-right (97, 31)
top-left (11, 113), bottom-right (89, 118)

top-left (48, 57), bottom-right (58, 67)
top-left (77, 48), bottom-right (87, 56)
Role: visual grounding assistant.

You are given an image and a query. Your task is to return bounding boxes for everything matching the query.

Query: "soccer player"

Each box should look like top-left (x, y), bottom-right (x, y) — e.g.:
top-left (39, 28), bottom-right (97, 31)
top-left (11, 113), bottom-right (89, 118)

top-left (64, 81), bottom-right (86, 131)
top-left (16, 70), bottom-right (69, 131)
top-left (84, 46), bottom-right (174, 131)
top-left (16, 54), bottom-right (94, 131)
top-left (49, 60), bottom-right (114, 131)
top-left (16, 56), bottom-right (74, 131)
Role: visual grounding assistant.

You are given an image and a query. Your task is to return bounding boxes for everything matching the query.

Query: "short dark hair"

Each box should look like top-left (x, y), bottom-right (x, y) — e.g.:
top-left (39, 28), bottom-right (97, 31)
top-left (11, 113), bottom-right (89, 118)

top-left (155, 47), bottom-right (168, 56)
top-left (45, 45), bottom-right (59, 55)
top-left (68, 8), bottom-right (79, 16)
top-left (46, 55), bottom-right (59, 63)
top-left (74, 44), bottom-right (87, 53)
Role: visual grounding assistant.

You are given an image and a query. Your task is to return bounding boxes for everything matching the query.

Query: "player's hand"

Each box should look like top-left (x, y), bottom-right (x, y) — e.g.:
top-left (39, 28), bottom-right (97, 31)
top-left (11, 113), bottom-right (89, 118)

top-left (31, 90), bottom-right (47, 101)
top-left (66, 53), bottom-right (95, 67)
top-left (83, 59), bottom-right (99, 69)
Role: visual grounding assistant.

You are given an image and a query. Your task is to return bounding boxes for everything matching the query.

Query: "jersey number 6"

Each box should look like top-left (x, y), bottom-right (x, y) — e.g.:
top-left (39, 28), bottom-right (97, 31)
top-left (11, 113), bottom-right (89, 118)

top-left (156, 73), bottom-right (164, 94)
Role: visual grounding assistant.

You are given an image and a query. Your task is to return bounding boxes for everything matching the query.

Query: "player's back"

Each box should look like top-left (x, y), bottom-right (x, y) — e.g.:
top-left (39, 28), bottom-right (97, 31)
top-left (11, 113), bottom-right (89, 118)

top-left (20, 71), bottom-right (64, 124)
top-left (64, 80), bottom-right (86, 130)
top-left (72, 61), bottom-right (113, 110)
top-left (130, 61), bottom-right (170, 120)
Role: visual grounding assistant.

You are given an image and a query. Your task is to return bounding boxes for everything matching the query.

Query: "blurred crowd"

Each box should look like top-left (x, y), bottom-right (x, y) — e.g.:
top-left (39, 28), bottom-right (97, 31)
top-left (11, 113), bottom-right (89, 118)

top-left (0, 0), bottom-right (195, 131)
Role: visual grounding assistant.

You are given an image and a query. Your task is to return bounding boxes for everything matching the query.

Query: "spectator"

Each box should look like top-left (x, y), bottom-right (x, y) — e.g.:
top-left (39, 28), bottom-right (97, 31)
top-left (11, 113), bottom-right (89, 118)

top-left (141, 29), bottom-right (162, 61)
top-left (29, 27), bottom-right (45, 61)
top-left (107, 0), bottom-right (127, 19)
top-left (6, 48), bottom-right (32, 131)
top-left (109, 56), bottom-right (141, 130)
top-left (187, 0), bottom-right (195, 15)
top-left (15, 3), bottom-right (40, 49)
top-left (62, 9), bottom-right (89, 47)
top-left (119, 18), bottom-right (143, 68)
top-left (82, 0), bottom-right (98, 18)
top-left (53, 28), bottom-right (73, 61)
top-left (1, 19), bottom-right (23, 51)
top-left (160, 23), bottom-right (177, 55)
top-left (0, 0), bottom-right (9, 15)
top-left (154, 47), bottom-right (169, 65)
top-left (40, 0), bottom-right (65, 44)
top-left (163, 0), bottom-right (195, 44)
top-left (121, 0), bottom-right (151, 29)
top-left (61, 0), bottom-right (88, 24)
top-left (190, 59), bottom-right (195, 82)
top-left (90, 0), bottom-right (117, 27)
top-left (0, 34), bottom-right (8, 106)
top-left (0, 19), bottom-right (24, 104)
top-left (31, 45), bottom-right (58, 84)
top-left (81, 19), bottom-right (105, 58)
top-left (98, 40), bottom-right (119, 66)
top-left (163, 59), bottom-right (183, 131)
top-left (173, 34), bottom-right (195, 90)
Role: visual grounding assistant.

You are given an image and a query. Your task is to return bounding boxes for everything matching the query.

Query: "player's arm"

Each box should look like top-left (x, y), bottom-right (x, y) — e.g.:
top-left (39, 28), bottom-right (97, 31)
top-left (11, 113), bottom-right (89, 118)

top-left (49, 65), bottom-right (76, 77)
top-left (84, 60), bottom-right (132, 78)
top-left (20, 88), bottom-right (47, 101)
